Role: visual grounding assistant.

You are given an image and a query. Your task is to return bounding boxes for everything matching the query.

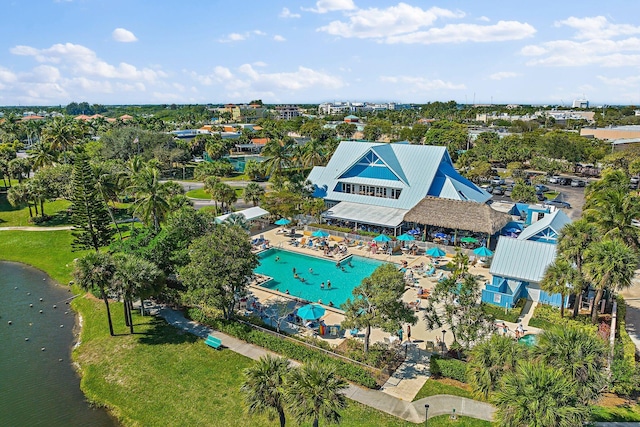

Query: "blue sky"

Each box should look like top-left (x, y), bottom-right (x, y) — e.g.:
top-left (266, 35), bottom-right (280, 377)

top-left (0, 0), bottom-right (639, 106)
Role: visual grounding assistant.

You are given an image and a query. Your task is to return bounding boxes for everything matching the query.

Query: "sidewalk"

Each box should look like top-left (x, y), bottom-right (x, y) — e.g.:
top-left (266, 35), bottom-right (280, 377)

top-left (155, 304), bottom-right (495, 423)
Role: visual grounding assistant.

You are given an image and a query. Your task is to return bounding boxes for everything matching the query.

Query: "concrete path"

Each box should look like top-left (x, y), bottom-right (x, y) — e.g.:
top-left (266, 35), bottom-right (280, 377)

top-left (620, 271), bottom-right (640, 355)
top-left (0, 225), bottom-right (73, 231)
top-left (154, 304), bottom-right (495, 423)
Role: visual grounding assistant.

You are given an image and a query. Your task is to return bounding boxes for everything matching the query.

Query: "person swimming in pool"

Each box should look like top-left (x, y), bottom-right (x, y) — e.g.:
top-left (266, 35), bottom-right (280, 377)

top-left (309, 268), bottom-right (313, 274)
top-left (320, 282), bottom-right (325, 289)
top-left (327, 280), bottom-right (331, 289)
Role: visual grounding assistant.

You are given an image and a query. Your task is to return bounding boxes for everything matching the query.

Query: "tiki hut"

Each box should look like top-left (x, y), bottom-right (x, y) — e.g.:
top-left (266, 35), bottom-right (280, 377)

top-left (403, 197), bottom-right (512, 235)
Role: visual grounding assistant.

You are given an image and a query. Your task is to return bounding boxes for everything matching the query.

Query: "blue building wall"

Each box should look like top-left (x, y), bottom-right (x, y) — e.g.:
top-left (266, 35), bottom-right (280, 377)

top-left (481, 275), bottom-right (525, 308)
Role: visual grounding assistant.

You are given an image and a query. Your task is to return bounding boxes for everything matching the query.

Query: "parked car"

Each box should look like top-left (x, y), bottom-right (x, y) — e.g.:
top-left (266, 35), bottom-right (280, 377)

top-left (559, 178), bottom-right (572, 186)
top-left (570, 179), bottom-right (586, 187)
top-left (548, 176), bottom-right (561, 184)
top-left (535, 184), bottom-right (549, 192)
top-left (491, 176), bottom-right (505, 185)
top-left (546, 199), bottom-right (572, 209)
top-left (492, 186), bottom-right (504, 196)
top-left (481, 184), bottom-right (493, 194)
top-left (537, 193), bottom-right (546, 201)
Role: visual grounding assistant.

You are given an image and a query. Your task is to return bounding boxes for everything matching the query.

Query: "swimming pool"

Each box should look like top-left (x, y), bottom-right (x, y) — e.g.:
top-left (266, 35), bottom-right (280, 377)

top-left (254, 248), bottom-right (386, 308)
top-left (518, 334), bottom-right (538, 347)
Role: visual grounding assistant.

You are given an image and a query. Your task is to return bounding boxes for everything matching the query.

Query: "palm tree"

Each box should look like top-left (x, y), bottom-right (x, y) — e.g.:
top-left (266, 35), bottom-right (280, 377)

top-left (243, 182), bottom-right (264, 206)
top-left (262, 137), bottom-right (294, 177)
top-left (93, 163), bottom-right (124, 240)
top-left (467, 334), bottom-right (527, 400)
top-left (540, 259), bottom-right (576, 318)
top-left (28, 141), bottom-right (57, 171)
top-left (534, 325), bottom-right (608, 405)
top-left (583, 188), bottom-right (640, 251)
top-left (301, 138), bottom-right (326, 168)
top-left (73, 252), bottom-right (117, 336)
top-left (224, 213), bottom-right (249, 230)
top-left (493, 361), bottom-right (586, 427)
top-left (583, 238), bottom-right (637, 324)
top-left (557, 219), bottom-right (598, 317)
top-left (41, 117), bottom-right (80, 162)
top-left (241, 355), bottom-right (290, 427)
top-left (128, 165), bottom-right (170, 232)
top-left (8, 157), bottom-right (31, 183)
top-left (7, 183), bottom-right (33, 217)
top-left (285, 361), bottom-right (348, 427)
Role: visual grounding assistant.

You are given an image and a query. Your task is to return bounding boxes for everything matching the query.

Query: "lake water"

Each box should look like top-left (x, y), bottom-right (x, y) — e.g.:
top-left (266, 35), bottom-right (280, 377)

top-left (0, 261), bottom-right (117, 427)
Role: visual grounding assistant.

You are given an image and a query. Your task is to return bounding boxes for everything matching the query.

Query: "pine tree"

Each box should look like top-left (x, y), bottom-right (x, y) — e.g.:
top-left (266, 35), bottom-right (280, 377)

top-left (70, 153), bottom-right (114, 251)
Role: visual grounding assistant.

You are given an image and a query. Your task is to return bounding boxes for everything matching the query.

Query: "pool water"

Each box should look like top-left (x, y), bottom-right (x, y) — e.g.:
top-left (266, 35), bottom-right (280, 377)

top-left (255, 248), bottom-right (386, 308)
top-left (518, 334), bottom-right (538, 346)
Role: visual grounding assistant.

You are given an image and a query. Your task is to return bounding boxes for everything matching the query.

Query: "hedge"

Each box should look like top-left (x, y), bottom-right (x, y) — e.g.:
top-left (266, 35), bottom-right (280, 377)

top-left (481, 299), bottom-right (525, 323)
top-left (429, 354), bottom-right (468, 383)
top-left (610, 296), bottom-right (639, 396)
top-left (187, 308), bottom-right (379, 389)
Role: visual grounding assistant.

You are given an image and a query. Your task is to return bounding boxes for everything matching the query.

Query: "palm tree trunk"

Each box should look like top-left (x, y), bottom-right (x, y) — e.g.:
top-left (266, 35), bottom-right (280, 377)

top-left (104, 199), bottom-right (123, 240)
top-left (313, 418), bottom-right (319, 427)
top-left (572, 289), bottom-right (583, 317)
top-left (40, 199), bottom-right (45, 217)
top-left (101, 290), bottom-right (115, 336)
top-left (591, 288), bottom-right (604, 324)
top-left (560, 293), bottom-right (565, 318)
top-left (33, 198), bottom-right (39, 215)
top-left (364, 325), bottom-right (371, 354)
top-left (28, 204), bottom-right (33, 218)
top-left (128, 302), bottom-right (134, 334)
top-left (278, 409), bottom-right (286, 427)
top-left (124, 298), bottom-right (130, 326)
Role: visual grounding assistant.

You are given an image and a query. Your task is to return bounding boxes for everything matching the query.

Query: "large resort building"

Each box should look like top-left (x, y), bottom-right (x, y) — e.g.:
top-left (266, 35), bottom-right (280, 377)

top-left (307, 141), bottom-right (492, 235)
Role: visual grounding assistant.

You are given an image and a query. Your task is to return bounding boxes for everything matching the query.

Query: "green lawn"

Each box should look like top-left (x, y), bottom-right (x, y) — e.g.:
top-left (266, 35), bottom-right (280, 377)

top-left (414, 378), bottom-right (475, 401)
top-left (482, 299), bottom-right (525, 323)
top-left (0, 194), bottom-right (72, 227)
top-left (591, 404), bottom-right (640, 422)
top-left (0, 229), bottom-right (492, 427)
top-left (186, 189), bottom-right (210, 199)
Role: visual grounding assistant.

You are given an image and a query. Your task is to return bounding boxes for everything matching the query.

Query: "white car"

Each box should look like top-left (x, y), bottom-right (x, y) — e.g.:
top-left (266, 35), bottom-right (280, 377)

top-left (548, 176), bottom-right (560, 184)
top-left (491, 176), bottom-right (505, 185)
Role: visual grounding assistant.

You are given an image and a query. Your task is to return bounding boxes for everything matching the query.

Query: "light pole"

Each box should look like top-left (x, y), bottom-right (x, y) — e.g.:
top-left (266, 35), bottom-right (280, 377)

top-left (441, 330), bottom-right (446, 356)
top-left (424, 404), bottom-right (429, 427)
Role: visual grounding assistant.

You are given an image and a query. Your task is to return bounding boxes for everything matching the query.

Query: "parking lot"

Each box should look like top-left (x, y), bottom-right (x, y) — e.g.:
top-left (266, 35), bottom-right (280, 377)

top-left (489, 176), bottom-right (588, 220)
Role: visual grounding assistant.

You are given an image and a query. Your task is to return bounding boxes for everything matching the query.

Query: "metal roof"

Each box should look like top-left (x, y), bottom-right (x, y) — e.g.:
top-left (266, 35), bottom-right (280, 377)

top-left (216, 206), bottom-right (269, 223)
top-left (307, 141), bottom-right (490, 210)
top-left (518, 210), bottom-right (571, 242)
top-left (323, 201), bottom-right (408, 228)
top-left (490, 237), bottom-right (557, 283)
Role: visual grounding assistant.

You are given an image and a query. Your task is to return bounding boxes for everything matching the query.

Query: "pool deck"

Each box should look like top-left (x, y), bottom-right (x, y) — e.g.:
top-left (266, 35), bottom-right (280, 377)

top-left (249, 227), bottom-right (535, 402)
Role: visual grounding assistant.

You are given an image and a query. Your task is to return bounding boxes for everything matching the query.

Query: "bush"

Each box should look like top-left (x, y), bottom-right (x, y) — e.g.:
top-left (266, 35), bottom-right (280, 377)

top-left (430, 354), bottom-right (468, 383)
top-left (187, 308), bottom-right (379, 389)
top-left (481, 299), bottom-right (526, 323)
top-left (611, 296), bottom-right (639, 396)
top-left (528, 303), bottom-right (590, 330)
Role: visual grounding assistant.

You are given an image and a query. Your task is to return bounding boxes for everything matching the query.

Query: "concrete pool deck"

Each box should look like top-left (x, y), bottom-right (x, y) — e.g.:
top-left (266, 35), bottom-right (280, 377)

top-left (248, 227), bottom-right (509, 402)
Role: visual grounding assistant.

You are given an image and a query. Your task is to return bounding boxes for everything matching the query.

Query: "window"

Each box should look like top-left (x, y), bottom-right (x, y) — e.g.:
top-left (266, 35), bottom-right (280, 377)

top-left (339, 182), bottom-right (400, 199)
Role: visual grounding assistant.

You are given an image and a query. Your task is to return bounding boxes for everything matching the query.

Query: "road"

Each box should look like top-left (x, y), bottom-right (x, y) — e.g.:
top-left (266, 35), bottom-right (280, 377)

top-left (164, 180), bottom-right (268, 211)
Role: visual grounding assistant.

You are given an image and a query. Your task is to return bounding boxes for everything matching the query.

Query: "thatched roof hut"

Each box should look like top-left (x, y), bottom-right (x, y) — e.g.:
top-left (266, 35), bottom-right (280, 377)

top-left (404, 197), bottom-right (512, 235)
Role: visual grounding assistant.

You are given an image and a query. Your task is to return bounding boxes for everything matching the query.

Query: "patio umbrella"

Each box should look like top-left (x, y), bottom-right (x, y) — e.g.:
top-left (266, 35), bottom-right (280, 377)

top-left (397, 233), bottom-right (415, 241)
top-left (373, 234), bottom-right (392, 243)
top-left (274, 218), bottom-right (291, 226)
top-left (297, 303), bottom-right (326, 320)
top-left (407, 229), bottom-right (421, 235)
top-left (311, 230), bottom-right (330, 238)
top-left (460, 237), bottom-right (478, 244)
top-left (426, 247), bottom-right (446, 258)
top-left (434, 232), bottom-right (448, 239)
top-left (473, 246), bottom-right (494, 257)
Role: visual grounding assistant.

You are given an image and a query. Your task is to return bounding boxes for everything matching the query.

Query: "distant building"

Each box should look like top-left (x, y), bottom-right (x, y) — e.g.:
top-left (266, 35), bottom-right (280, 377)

top-left (275, 105), bottom-right (301, 120)
top-left (581, 125), bottom-right (640, 141)
top-left (572, 99), bottom-right (589, 108)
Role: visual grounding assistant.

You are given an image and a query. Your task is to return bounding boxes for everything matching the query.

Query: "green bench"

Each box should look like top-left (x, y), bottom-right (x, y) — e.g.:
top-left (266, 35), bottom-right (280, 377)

top-left (204, 335), bottom-right (222, 349)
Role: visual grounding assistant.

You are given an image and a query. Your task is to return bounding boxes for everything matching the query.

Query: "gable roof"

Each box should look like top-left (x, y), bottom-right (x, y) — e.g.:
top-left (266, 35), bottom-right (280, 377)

top-left (490, 237), bottom-right (557, 283)
top-left (307, 141), bottom-right (490, 210)
top-left (518, 210), bottom-right (571, 243)
top-left (404, 196), bottom-right (512, 234)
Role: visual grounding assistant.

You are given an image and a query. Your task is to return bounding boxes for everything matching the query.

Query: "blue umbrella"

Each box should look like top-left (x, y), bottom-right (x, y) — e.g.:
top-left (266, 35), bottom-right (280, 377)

top-left (297, 303), bottom-right (326, 320)
top-left (373, 234), bottom-right (392, 242)
top-left (397, 233), bottom-right (415, 241)
top-left (426, 247), bottom-right (446, 257)
top-left (474, 246), bottom-right (494, 257)
top-left (311, 230), bottom-right (330, 238)
top-left (274, 218), bottom-right (291, 226)
top-left (434, 232), bottom-right (447, 239)
top-left (407, 229), bottom-right (421, 235)
top-left (505, 227), bottom-right (520, 234)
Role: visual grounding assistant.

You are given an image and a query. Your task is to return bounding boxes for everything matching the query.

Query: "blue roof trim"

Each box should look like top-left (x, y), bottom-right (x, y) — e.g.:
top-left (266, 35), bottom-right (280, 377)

top-left (371, 144), bottom-right (409, 184)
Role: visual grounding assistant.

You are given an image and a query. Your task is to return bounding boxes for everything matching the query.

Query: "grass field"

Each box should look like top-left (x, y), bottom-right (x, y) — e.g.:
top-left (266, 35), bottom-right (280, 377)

top-left (0, 229), bottom-right (491, 427)
top-left (0, 194), bottom-right (72, 227)
top-left (414, 378), bottom-right (475, 401)
top-left (186, 188), bottom-right (244, 200)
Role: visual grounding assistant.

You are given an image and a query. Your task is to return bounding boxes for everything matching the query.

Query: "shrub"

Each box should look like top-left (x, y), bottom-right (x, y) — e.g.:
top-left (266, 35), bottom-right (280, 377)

top-left (430, 354), bottom-right (468, 383)
top-left (187, 307), bottom-right (379, 389)
top-left (528, 303), bottom-right (590, 329)
top-left (481, 299), bottom-right (525, 323)
top-left (610, 296), bottom-right (639, 396)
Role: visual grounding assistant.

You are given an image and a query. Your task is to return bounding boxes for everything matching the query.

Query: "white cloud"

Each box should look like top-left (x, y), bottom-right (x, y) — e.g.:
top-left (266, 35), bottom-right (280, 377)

top-left (478, 16), bottom-right (490, 22)
top-left (489, 71), bottom-right (519, 80)
top-left (522, 37), bottom-right (640, 67)
top-left (556, 16), bottom-right (640, 40)
top-left (380, 75), bottom-right (465, 91)
top-left (385, 21), bottom-right (536, 44)
top-left (253, 61), bottom-right (268, 67)
top-left (279, 7), bottom-right (300, 18)
top-left (318, 4), bottom-right (463, 39)
top-left (306, 0), bottom-right (356, 14)
top-left (112, 28), bottom-right (138, 43)
top-left (597, 75), bottom-right (640, 87)
top-left (274, 35), bottom-right (286, 42)
top-left (0, 67), bottom-right (18, 83)
top-left (189, 64), bottom-right (344, 95)
top-left (253, 30), bottom-right (266, 36)
top-left (219, 30), bottom-right (266, 43)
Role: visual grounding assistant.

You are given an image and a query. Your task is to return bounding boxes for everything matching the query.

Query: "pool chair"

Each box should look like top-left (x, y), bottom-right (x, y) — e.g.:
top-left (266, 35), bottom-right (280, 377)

top-left (423, 266), bottom-right (436, 277)
top-left (429, 271), bottom-right (444, 282)
top-left (350, 328), bottom-right (360, 338)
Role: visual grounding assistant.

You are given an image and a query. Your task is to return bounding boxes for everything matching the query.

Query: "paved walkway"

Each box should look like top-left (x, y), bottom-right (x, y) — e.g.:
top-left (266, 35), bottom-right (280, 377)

top-left (0, 225), bottom-right (73, 231)
top-left (620, 271), bottom-right (640, 355)
top-left (155, 304), bottom-right (495, 423)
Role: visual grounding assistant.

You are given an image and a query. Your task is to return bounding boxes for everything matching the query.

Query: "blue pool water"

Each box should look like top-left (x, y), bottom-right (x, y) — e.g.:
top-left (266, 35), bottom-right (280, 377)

top-left (255, 248), bottom-right (386, 308)
top-left (518, 334), bottom-right (538, 347)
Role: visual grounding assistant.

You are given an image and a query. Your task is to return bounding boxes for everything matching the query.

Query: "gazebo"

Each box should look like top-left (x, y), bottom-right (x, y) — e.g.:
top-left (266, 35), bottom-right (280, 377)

top-left (403, 197), bottom-right (512, 246)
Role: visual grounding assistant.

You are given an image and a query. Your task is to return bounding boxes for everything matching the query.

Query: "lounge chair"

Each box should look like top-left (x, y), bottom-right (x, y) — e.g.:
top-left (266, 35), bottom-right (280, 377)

top-left (423, 266), bottom-right (436, 277)
top-left (429, 271), bottom-right (444, 282)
